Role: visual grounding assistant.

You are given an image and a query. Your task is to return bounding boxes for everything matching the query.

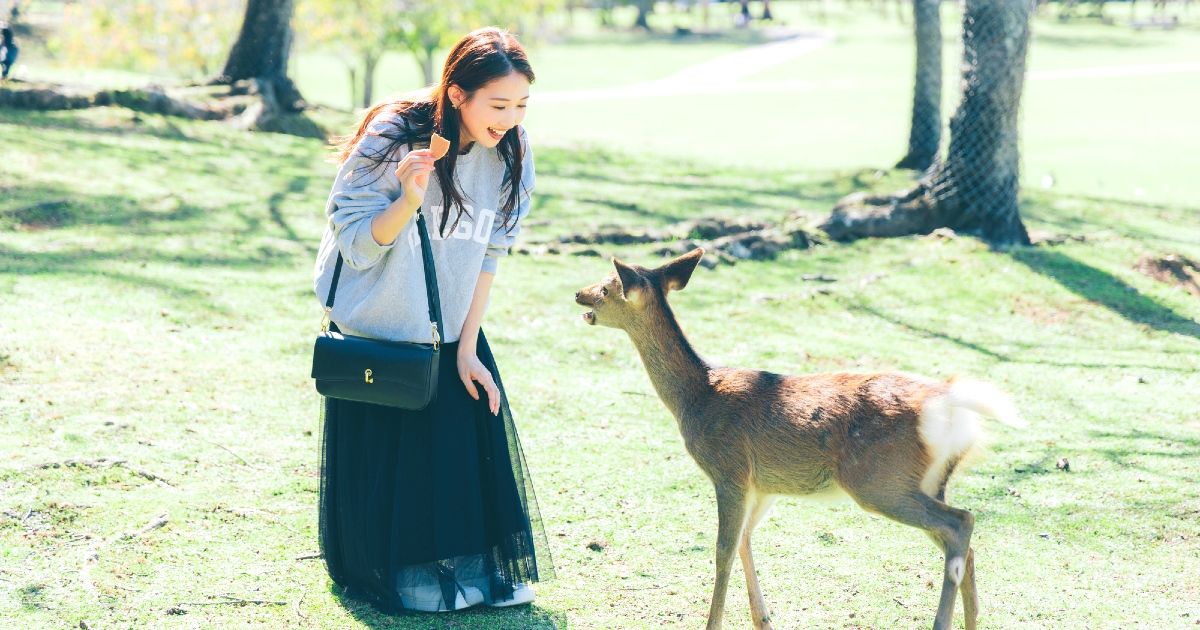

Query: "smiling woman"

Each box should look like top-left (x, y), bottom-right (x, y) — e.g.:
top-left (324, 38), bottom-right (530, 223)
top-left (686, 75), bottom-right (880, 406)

top-left (312, 27), bottom-right (554, 616)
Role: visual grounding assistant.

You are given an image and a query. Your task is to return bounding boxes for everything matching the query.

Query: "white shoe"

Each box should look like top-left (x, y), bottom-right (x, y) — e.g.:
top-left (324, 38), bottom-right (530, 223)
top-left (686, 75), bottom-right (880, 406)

top-left (402, 585), bottom-right (484, 612)
top-left (488, 583), bottom-right (535, 607)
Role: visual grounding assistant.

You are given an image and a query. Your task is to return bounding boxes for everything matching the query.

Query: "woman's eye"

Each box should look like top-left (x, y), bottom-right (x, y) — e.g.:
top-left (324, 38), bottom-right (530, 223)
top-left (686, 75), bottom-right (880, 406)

top-left (492, 106), bottom-right (506, 111)
top-left (601, 287), bottom-right (608, 297)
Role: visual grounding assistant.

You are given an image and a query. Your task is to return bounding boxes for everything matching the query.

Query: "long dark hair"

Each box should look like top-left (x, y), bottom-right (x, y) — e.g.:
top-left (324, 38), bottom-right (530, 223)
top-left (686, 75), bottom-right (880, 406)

top-left (335, 27), bottom-right (535, 237)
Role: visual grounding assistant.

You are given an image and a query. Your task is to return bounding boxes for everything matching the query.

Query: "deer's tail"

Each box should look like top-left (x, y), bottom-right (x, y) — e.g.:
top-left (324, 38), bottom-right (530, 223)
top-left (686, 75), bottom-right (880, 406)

top-left (917, 379), bottom-right (1025, 497)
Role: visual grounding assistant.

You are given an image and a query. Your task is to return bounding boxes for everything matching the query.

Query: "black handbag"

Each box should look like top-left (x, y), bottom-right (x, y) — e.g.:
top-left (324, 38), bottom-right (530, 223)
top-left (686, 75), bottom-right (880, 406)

top-left (311, 208), bottom-right (443, 410)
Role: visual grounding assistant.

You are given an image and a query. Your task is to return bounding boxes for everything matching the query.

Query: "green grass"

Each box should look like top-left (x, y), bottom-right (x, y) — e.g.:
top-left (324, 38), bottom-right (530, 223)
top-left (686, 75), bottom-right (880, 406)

top-left (2, 103), bottom-right (1199, 629)
top-left (526, 6), bottom-right (1200, 205)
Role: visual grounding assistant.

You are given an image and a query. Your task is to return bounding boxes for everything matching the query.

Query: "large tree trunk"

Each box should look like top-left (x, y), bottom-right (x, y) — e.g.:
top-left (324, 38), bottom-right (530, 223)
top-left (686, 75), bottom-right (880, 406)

top-left (219, 0), bottom-right (303, 113)
top-left (822, 0), bottom-right (1034, 247)
top-left (896, 0), bottom-right (942, 170)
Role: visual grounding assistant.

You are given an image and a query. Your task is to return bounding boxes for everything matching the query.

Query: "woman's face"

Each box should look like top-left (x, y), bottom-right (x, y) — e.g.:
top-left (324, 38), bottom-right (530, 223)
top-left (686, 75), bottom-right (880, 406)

top-left (451, 72), bottom-right (530, 149)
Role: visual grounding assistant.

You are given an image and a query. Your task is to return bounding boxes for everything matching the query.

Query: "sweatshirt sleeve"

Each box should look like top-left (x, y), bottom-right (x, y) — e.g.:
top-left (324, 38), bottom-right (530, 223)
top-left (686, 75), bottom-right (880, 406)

top-left (326, 114), bottom-right (407, 270)
top-left (481, 127), bottom-right (534, 275)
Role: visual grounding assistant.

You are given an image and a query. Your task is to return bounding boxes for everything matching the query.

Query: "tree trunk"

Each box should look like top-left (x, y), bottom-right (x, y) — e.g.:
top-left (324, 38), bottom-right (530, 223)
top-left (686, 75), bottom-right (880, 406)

top-left (219, 0), bottom-right (303, 112)
top-left (896, 0), bottom-right (942, 170)
top-left (419, 46), bottom-right (436, 87)
top-left (362, 53), bottom-right (379, 109)
top-left (822, 0), bottom-right (1034, 247)
top-left (634, 0), bottom-right (653, 30)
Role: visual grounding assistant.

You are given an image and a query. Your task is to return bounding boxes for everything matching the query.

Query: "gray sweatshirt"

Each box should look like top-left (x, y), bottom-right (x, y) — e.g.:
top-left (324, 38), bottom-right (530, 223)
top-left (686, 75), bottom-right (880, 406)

top-left (312, 112), bottom-right (533, 344)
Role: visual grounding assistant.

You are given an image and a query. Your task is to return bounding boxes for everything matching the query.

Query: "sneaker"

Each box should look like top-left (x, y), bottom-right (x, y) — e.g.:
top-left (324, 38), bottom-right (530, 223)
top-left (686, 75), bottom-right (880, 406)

top-left (402, 585), bottom-right (484, 612)
top-left (487, 583), bottom-right (535, 607)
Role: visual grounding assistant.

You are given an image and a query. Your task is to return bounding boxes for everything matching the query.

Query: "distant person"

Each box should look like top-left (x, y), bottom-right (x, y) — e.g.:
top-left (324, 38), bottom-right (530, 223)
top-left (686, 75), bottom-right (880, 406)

top-left (1, 22), bottom-right (16, 81)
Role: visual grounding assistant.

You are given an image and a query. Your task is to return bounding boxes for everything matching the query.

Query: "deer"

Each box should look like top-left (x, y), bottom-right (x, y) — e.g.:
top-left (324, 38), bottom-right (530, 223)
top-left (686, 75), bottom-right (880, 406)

top-left (573, 248), bottom-right (1026, 630)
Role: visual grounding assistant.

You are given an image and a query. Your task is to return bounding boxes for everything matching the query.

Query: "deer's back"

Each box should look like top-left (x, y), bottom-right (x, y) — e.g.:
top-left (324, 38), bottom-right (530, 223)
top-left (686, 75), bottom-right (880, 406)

top-left (683, 368), bottom-right (948, 496)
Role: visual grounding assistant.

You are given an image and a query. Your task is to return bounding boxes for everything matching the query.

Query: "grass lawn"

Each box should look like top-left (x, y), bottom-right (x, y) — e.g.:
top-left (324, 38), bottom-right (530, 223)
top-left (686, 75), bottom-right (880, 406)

top-left (1, 101), bottom-right (1198, 628)
top-left (2, 3), bottom-right (1199, 628)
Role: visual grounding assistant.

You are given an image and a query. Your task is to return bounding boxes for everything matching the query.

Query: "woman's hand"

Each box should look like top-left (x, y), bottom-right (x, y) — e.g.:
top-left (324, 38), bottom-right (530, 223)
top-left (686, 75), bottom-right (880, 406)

top-left (394, 148), bottom-right (435, 209)
top-left (458, 347), bottom-right (500, 416)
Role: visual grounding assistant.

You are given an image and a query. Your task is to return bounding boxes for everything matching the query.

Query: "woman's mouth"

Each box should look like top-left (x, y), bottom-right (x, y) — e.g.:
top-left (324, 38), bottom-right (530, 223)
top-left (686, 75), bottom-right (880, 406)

top-left (487, 127), bottom-right (506, 141)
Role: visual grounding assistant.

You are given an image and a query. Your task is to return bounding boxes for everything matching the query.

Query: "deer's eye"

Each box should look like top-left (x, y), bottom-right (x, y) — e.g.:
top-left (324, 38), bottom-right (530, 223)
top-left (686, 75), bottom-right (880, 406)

top-left (601, 287), bottom-right (609, 297)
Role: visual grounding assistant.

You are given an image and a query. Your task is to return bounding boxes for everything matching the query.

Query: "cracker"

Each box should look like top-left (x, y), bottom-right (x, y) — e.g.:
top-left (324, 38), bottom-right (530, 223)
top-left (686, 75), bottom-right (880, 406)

top-left (429, 132), bottom-right (450, 160)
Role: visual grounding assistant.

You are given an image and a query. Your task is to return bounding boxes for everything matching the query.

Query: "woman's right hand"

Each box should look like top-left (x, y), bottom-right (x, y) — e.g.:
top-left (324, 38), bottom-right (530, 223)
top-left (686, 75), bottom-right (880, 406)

top-left (395, 149), bottom-right (435, 208)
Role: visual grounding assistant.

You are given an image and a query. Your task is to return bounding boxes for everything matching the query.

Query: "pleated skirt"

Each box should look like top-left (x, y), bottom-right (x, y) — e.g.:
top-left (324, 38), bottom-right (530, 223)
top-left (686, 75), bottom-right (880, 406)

top-left (317, 330), bottom-right (552, 613)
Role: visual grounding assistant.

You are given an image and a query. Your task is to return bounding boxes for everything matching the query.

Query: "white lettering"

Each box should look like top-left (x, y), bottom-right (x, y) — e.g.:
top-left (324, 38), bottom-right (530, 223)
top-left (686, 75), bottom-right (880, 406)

top-left (473, 209), bottom-right (496, 244)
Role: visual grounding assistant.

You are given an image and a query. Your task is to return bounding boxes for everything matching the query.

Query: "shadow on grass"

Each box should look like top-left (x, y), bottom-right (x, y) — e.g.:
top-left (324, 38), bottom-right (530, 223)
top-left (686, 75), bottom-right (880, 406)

top-left (845, 302), bottom-right (1197, 372)
top-left (0, 182), bottom-right (323, 312)
top-left (331, 583), bottom-right (566, 629)
top-left (996, 427), bottom-right (1200, 495)
top-left (1010, 248), bottom-right (1200, 340)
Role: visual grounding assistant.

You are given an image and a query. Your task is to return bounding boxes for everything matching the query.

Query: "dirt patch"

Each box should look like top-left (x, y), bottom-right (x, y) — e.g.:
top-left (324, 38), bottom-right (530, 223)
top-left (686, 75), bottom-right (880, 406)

top-left (1135, 254), bottom-right (1200, 297)
top-left (1010, 294), bottom-right (1077, 325)
top-left (532, 212), bottom-right (821, 268)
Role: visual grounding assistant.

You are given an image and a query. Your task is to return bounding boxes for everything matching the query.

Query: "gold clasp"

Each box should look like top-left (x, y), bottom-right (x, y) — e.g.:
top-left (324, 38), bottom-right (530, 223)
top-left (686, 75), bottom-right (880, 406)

top-left (320, 307), bottom-right (332, 333)
top-left (431, 322), bottom-right (441, 351)
top-left (364, 368), bottom-right (374, 384)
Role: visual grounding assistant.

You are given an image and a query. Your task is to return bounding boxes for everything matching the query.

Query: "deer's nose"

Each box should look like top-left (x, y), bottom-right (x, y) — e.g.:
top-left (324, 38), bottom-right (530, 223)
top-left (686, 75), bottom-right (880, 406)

top-left (575, 291), bottom-right (581, 300)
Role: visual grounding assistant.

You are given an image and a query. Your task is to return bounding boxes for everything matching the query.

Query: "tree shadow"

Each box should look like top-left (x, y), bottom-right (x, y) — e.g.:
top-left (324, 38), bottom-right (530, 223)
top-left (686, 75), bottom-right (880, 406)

top-left (268, 176), bottom-right (320, 256)
top-left (0, 107), bottom-right (201, 143)
top-left (998, 427), bottom-right (1200, 491)
top-left (0, 183), bottom-right (320, 313)
top-left (843, 301), bottom-right (1197, 372)
top-left (331, 583), bottom-right (566, 629)
top-left (1009, 248), bottom-right (1200, 340)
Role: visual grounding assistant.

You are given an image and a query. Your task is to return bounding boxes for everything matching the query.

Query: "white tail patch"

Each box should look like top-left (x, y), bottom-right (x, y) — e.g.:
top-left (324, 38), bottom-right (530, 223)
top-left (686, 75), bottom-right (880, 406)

top-left (918, 380), bottom-right (1026, 497)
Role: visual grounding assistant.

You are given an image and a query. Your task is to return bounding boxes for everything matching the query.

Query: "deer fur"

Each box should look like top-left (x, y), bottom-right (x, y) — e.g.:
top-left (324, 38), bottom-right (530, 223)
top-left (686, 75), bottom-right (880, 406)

top-left (574, 248), bottom-right (1025, 630)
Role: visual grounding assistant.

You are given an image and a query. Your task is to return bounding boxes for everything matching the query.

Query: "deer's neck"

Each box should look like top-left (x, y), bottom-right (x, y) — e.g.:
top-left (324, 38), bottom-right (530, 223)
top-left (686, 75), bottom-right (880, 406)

top-left (626, 300), bottom-right (711, 419)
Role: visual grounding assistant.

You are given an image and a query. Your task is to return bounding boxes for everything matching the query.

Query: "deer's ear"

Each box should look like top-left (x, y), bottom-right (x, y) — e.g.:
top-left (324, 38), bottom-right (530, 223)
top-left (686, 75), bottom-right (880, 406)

top-left (613, 257), bottom-right (645, 301)
top-left (659, 248), bottom-right (704, 292)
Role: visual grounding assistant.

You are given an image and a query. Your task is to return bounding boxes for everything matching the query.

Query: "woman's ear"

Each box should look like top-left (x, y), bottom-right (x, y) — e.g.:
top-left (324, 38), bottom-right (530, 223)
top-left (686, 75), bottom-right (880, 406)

top-left (447, 85), bottom-right (466, 109)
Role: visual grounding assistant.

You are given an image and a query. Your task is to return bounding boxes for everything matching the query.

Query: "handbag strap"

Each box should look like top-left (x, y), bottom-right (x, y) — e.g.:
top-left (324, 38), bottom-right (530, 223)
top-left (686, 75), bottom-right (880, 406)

top-left (321, 208), bottom-right (443, 350)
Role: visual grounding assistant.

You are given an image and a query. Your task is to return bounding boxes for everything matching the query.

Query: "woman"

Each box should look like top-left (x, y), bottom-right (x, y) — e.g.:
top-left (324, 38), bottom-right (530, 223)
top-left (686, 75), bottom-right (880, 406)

top-left (313, 27), bottom-right (552, 614)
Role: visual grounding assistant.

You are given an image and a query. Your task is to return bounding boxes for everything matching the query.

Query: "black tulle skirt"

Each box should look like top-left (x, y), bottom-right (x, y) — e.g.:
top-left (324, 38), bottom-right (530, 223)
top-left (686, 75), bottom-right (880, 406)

top-left (317, 330), bottom-right (553, 613)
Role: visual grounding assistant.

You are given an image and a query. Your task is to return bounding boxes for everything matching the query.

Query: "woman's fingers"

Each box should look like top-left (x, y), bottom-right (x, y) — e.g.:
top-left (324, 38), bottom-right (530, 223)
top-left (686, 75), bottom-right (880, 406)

top-left (477, 371), bottom-right (500, 415)
top-left (461, 373), bottom-right (480, 400)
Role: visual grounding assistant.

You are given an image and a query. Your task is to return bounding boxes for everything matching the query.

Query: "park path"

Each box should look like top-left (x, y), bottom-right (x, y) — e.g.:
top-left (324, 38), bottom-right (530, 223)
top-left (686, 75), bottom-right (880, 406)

top-left (538, 28), bottom-right (835, 104)
top-left (539, 29), bottom-right (1200, 104)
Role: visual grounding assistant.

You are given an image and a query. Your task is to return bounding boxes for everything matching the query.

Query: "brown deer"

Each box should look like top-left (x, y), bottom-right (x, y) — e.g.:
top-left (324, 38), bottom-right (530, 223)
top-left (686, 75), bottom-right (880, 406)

top-left (573, 248), bottom-right (1025, 630)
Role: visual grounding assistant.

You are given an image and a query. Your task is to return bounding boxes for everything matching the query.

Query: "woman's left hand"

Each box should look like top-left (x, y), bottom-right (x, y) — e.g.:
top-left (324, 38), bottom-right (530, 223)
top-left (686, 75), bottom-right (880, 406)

top-left (458, 348), bottom-right (500, 416)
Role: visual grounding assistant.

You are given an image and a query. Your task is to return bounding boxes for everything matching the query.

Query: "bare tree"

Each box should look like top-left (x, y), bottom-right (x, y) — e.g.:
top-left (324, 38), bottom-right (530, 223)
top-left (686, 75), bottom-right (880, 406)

top-left (822, 0), bottom-right (1034, 247)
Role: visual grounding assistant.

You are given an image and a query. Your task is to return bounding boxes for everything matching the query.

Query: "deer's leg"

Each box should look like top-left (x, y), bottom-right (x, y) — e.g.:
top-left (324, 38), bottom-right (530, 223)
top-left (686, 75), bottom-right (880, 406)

top-left (961, 546), bottom-right (978, 630)
top-left (740, 494), bottom-right (776, 630)
top-left (706, 486), bottom-right (748, 630)
top-left (844, 489), bottom-right (974, 630)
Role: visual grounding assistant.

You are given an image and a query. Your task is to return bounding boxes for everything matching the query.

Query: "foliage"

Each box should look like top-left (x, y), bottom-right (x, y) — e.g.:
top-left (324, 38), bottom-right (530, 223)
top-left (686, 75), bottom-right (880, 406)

top-left (48, 0), bottom-right (244, 79)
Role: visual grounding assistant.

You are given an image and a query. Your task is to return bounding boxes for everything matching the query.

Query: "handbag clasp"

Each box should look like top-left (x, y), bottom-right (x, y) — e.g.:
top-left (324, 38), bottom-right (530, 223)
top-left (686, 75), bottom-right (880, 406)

top-left (431, 322), bottom-right (441, 351)
top-left (320, 307), bottom-right (332, 333)
top-left (364, 368), bottom-right (374, 384)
